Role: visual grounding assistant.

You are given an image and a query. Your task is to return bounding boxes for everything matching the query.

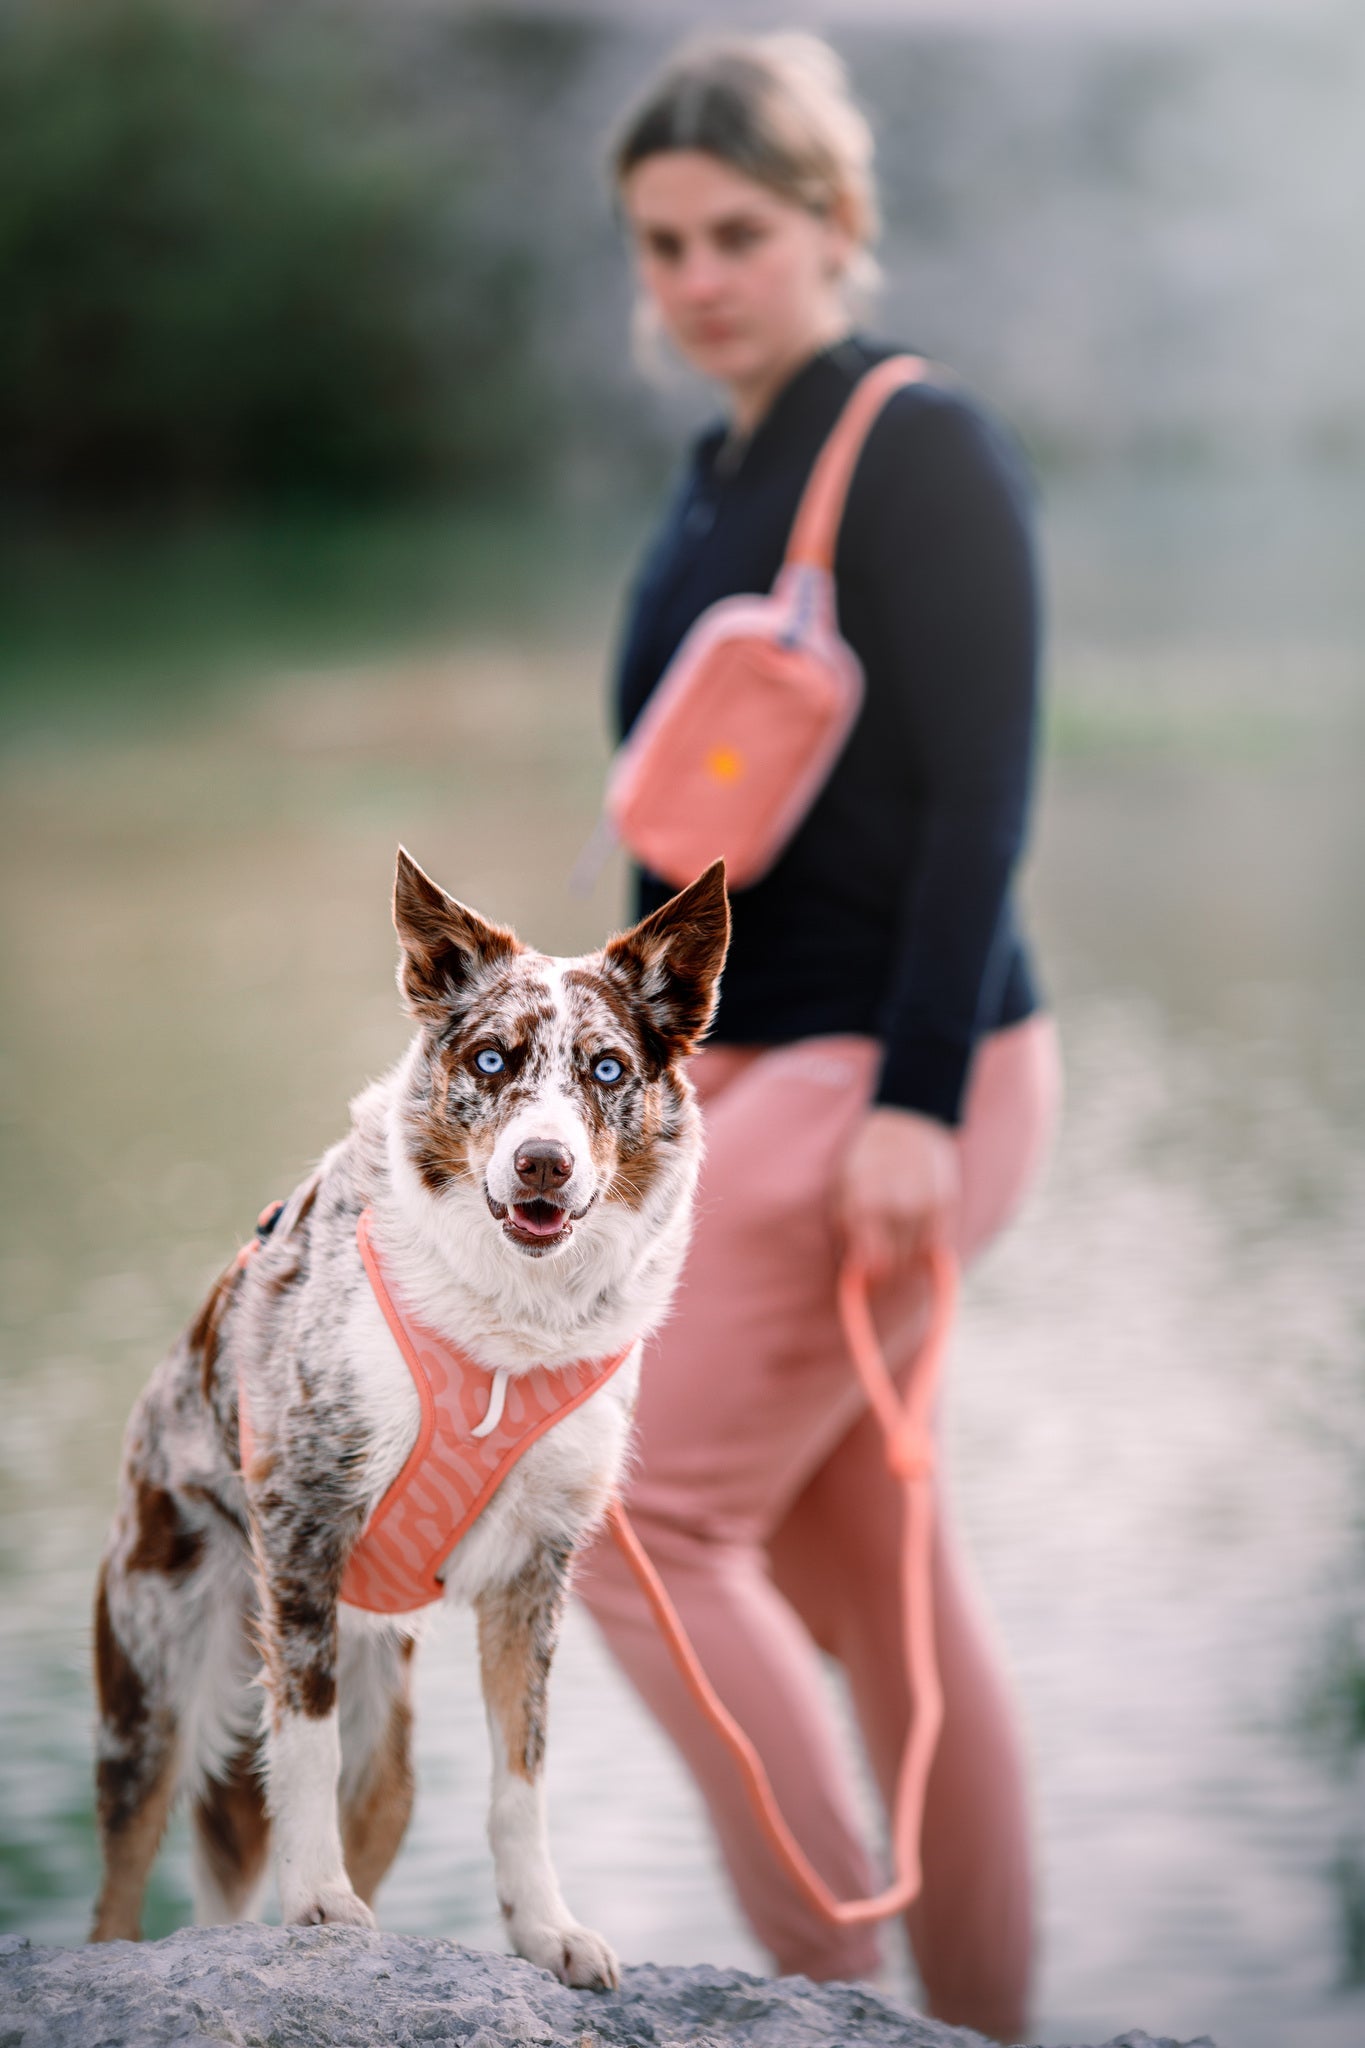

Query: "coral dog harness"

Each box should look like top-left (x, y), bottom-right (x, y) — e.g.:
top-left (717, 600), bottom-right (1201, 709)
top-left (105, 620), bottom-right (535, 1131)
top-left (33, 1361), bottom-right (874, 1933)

top-left (236, 1205), bottom-right (634, 1615)
top-left (342, 1210), bottom-right (634, 1613)
top-left (237, 1197), bottom-right (955, 1928)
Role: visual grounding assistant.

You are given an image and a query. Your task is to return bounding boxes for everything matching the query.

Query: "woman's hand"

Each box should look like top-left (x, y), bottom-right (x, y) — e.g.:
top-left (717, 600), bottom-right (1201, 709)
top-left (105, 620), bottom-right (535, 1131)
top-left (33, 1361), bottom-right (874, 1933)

top-left (834, 1106), bottom-right (960, 1286)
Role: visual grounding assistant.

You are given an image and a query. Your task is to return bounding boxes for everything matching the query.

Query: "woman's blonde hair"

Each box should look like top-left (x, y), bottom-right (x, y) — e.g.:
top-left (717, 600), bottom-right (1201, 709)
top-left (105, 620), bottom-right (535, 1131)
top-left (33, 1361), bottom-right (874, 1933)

top-left (610, 31), bottom-right (883, 308)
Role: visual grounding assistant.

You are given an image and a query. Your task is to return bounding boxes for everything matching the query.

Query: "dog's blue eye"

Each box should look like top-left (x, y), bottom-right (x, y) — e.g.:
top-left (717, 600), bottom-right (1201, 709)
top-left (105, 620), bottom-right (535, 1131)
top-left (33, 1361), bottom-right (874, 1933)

top-left (475, 1048), bottom-right (505, 1076)
top-left (594, 1056), bottom-right (623, 1085)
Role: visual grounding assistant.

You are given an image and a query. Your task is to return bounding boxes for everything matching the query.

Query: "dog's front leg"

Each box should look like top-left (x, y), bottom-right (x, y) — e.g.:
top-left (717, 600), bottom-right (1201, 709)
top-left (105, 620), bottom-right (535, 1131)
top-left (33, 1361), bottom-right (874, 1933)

top-left (476, 1544), bottom-right (619, 1990)
top-left (249, 1472), bottom-right (373, 1928)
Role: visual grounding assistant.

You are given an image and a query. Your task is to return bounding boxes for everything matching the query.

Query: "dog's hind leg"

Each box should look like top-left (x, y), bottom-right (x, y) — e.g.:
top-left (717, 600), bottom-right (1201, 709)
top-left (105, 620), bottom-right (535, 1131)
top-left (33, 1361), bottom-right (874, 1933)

top-left (90, 1560), bottom-right (181, 1942)
top-left (337, 1623), bottom-right (417, 1910)
top-left (476, 1545), bottom-right (619, 1990)
top-left (93, 1461), bottom-right (253, 1939)
top-left (191, 1744), bottom-right (271, 1923)
top-left (183, 1573), bottom-right (270, 1925)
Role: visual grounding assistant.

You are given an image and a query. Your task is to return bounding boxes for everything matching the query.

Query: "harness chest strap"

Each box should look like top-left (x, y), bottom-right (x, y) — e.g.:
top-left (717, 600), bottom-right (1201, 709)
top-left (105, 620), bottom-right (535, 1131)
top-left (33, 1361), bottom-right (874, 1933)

top-left (236, 1206), bottom-right (634, 1614)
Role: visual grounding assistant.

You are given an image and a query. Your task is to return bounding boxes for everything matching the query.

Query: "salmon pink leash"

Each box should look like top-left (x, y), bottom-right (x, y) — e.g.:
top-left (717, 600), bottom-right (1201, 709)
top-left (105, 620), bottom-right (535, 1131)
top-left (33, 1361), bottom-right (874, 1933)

top-left (605, 1243), bottom-right (958, 1926)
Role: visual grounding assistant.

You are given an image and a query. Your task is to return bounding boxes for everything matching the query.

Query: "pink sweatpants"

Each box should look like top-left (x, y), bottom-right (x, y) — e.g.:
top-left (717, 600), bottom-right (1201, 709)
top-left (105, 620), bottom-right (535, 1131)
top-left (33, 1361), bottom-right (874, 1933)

top-left (578, 1017), bottom-right (1061, 2038)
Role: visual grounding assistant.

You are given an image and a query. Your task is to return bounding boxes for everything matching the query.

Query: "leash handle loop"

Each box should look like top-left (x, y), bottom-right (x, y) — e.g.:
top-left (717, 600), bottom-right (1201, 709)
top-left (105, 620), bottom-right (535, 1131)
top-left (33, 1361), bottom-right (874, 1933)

top-left (606, 1242), bottom-right (957, 1926)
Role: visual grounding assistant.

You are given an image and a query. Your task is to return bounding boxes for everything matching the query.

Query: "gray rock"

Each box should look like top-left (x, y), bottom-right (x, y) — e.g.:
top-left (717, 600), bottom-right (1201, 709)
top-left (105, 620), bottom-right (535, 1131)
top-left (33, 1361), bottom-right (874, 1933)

top-left (0, 1926), bottom-right (1217, 2048)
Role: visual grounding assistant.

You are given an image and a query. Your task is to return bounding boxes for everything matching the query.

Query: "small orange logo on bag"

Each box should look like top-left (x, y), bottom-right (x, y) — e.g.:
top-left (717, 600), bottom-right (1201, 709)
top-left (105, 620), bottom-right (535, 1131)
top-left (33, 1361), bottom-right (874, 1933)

top-left (705, 745), bottom-right (745, 784)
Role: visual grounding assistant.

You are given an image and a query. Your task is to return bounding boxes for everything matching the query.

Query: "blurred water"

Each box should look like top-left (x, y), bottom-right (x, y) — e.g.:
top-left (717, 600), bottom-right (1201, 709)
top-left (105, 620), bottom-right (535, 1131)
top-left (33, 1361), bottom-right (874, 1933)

top-left (1, 469), bottom-right (1362, 2047)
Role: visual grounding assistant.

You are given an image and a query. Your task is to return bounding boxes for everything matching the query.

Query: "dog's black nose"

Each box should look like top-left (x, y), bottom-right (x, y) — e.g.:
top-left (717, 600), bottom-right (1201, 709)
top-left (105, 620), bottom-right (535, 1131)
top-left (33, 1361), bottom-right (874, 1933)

top-left (514, 1141), bottom-right (573, 1193)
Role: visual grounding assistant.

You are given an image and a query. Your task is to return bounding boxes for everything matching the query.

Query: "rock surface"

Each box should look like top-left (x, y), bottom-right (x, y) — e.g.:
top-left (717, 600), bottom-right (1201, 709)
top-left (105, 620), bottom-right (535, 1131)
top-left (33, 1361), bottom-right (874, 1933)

top-left (0, 1925), bottom-right (1216, 2048)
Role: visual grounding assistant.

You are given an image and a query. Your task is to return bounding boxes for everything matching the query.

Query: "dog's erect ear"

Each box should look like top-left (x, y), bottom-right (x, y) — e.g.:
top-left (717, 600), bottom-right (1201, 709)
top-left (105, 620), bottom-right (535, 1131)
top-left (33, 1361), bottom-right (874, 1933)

top-left (601, 860), bottom-right (730, 1068)
top-left (393, 848), bottom-right (521, 1023)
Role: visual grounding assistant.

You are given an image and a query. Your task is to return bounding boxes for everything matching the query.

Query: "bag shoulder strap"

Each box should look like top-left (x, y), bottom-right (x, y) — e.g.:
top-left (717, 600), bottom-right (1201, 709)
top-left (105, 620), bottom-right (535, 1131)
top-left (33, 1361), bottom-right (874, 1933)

top-left (783, 353), bottom-right (927, 574)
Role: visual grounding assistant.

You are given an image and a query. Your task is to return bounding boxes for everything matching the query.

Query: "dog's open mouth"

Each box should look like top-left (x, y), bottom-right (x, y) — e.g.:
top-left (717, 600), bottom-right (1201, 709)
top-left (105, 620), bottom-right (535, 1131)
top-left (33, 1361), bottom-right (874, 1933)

top-left (487, 1193), bottom-right (574, 1254)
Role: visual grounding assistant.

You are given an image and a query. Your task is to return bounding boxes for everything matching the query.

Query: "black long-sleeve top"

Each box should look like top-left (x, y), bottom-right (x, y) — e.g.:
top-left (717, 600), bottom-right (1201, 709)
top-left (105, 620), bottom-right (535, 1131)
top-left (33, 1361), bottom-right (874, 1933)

top-left (613, 334), bottom-right (1044, 1128)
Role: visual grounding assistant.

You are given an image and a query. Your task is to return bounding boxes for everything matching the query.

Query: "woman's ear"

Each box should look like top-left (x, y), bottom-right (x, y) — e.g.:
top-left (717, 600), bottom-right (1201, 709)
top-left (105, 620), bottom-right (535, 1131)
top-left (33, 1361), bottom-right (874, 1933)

top-left (819, 196), bottom-right (858, 283)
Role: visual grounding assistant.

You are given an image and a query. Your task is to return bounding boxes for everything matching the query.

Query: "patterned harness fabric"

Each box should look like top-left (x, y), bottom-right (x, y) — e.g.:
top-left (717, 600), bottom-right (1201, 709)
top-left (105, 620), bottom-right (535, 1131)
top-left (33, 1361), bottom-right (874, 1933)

top-left (237, 1204), bottom-right (634, 1615)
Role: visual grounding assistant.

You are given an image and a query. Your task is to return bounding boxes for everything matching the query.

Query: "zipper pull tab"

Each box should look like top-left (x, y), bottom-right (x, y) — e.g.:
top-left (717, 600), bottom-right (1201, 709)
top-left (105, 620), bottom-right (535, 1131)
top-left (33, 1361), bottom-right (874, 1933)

top-left (471, 1367), bottom-right (510, 1440)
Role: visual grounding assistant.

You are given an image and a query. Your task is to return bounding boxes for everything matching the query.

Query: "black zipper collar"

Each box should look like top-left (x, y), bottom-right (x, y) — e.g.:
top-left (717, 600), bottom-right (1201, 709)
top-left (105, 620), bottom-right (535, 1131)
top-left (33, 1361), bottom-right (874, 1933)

top-left (698, 332), bottom-right (894, 481)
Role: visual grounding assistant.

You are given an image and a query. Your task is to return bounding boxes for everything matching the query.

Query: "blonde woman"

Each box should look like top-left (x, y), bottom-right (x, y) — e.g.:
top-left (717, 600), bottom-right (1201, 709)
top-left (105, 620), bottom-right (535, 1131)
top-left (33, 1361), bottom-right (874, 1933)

top-left (579, 35), bottom-right (1060, 2041)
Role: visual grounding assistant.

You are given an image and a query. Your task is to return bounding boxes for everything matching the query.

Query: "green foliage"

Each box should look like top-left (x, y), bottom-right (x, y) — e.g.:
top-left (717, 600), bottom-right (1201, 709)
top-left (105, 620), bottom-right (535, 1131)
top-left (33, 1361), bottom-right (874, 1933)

top-left (0, 0), bottom-right (550, 507)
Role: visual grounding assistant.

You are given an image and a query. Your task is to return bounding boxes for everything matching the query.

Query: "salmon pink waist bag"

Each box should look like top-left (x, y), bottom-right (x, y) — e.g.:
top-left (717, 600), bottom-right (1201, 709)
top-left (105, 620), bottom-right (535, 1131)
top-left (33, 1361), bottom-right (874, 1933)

top-left (599, 354), bottom-right (926, 892)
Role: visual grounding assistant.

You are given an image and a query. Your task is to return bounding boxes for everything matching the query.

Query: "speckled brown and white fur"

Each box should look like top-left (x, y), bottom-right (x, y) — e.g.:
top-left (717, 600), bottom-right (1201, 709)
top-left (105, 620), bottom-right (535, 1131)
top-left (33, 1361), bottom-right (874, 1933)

top-left (91, 851), bottom-right (729, 1988)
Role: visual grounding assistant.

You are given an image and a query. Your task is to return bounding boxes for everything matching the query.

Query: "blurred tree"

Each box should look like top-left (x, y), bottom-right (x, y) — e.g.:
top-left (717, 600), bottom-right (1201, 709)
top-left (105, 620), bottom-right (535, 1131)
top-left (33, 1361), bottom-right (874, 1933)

top-left (0, 0), bottom-right (552, 510)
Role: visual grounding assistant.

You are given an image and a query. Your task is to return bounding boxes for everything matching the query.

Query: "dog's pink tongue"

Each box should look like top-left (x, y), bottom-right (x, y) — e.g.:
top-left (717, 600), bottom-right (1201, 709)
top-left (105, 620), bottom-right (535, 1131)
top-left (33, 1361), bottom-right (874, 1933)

top-left (512, 1203), bottom-right (566, 1237)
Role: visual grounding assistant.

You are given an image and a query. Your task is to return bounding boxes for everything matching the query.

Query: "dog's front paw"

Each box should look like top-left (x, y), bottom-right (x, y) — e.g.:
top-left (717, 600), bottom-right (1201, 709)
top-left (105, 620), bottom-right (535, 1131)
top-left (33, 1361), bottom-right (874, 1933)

top-left (286, 1879), bottom-right (377, 1930)
top-left (513, 1916), bottom-right (620, 1991)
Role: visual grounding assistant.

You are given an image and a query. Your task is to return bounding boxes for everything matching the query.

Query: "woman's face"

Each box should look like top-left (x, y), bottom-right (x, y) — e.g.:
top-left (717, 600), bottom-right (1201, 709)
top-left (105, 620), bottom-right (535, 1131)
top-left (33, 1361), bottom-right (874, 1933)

top-left (620, 150), bottom-right (852, 412)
